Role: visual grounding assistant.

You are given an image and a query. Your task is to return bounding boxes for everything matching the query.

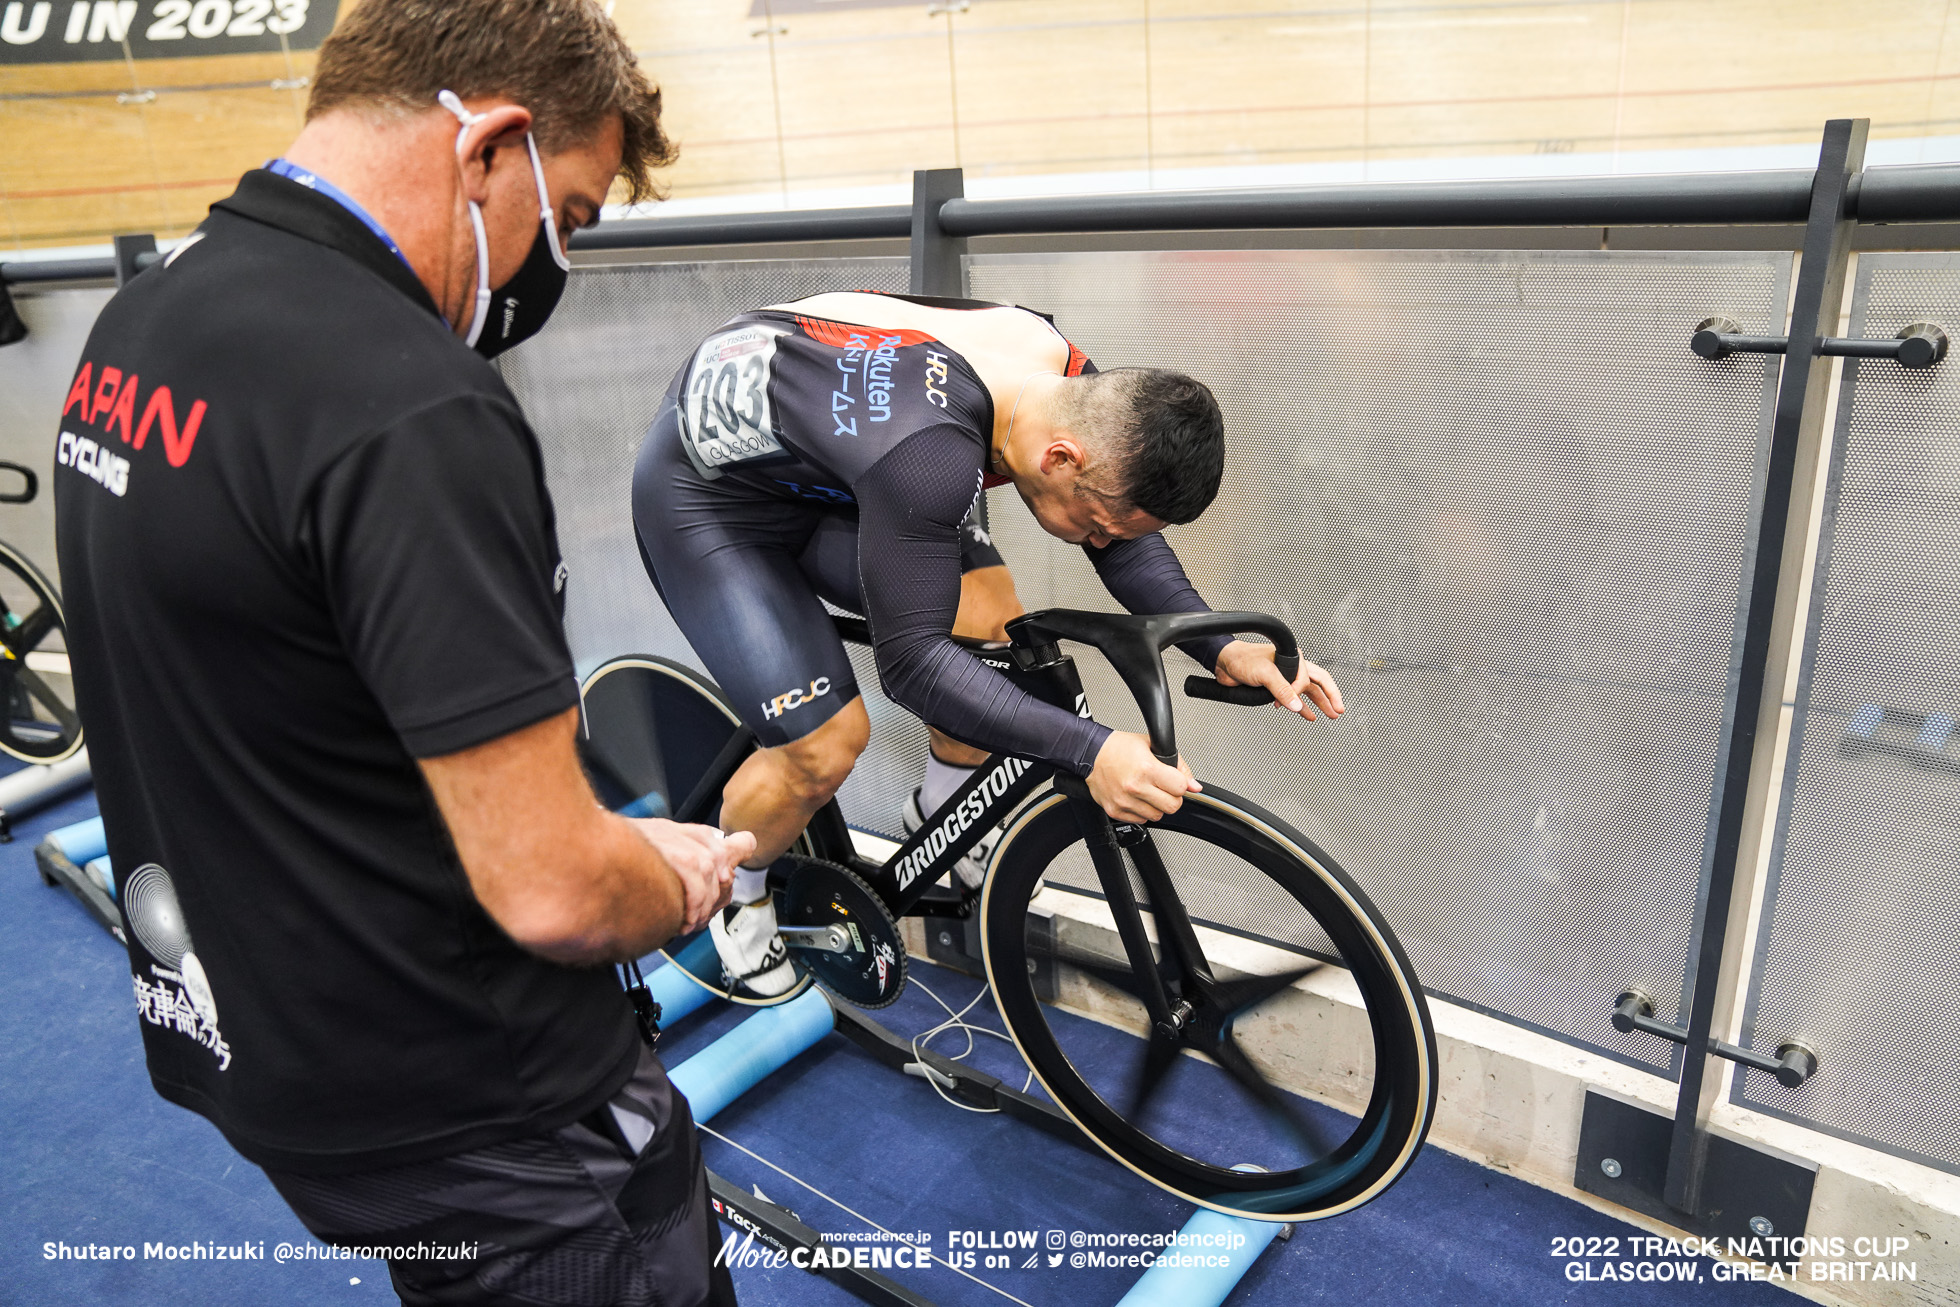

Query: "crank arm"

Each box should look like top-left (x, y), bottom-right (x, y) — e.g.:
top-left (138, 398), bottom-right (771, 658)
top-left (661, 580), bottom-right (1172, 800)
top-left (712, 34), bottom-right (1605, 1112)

top-left (778, 924), bottom-right (854, 953)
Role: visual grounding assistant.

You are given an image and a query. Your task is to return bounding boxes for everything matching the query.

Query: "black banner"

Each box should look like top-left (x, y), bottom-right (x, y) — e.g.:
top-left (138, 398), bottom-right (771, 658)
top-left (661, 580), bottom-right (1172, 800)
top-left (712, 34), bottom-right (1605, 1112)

top-left (0, 1), bottom-right (334, 64)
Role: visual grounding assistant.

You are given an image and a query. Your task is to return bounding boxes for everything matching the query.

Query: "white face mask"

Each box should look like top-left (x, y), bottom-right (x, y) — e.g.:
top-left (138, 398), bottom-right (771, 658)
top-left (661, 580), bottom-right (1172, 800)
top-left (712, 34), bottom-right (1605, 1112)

top-left (437, 90), bottom-right (572, 354)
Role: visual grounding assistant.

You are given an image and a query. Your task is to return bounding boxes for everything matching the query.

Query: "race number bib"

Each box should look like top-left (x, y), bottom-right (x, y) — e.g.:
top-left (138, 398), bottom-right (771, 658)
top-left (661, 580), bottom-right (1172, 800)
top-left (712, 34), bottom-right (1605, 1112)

top-left (678, 325), bottom-right (787, 479)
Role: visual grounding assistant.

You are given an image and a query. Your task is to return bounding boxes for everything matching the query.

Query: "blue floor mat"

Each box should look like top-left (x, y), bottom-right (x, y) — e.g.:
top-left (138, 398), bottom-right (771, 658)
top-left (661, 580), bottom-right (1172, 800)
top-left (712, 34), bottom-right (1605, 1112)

top-left (656, 963), bottom-right (1790, 1307)
top-left (1, 785), bottom-right (1788, 1305)
top-left (1, 786), bottom-right (400, 1304)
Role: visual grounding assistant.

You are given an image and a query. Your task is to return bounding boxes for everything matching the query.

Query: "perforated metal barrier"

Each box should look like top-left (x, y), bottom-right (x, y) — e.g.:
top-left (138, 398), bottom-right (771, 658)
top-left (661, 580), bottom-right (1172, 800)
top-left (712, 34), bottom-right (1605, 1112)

top-left (511, 248), bottom-right (1794, 1073)
top-left (1737, 252), bottom-right (1960, 1174)
top-left (969, 250), bottom-right (1790, 1071)
top-left (497, 257), bottom-right (933, 834)
top-left (10, 164), bottom-right (1958, 1178)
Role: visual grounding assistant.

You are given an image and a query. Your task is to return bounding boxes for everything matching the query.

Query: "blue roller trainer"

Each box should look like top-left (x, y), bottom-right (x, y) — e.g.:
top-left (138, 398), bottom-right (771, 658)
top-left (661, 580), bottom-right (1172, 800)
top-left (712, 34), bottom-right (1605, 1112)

top-left (645, 935), bottom-right (723, 1026)
top-left (84, 855), bottom-right (115, 898)
top-left (47, 815), bottom-right (107, 865)
top-left (1115, 1189), bottom-right (1286, 1307)
top-left (668, 986), bottom-right (834, 1124)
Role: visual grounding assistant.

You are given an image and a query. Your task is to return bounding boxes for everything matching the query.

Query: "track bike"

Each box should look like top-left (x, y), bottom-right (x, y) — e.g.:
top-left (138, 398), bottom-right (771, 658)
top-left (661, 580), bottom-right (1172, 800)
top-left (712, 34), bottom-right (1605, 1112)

top-left (576, 607), bottom-right (1436, 1222)
top-left (0, 460), bottom-right (81, 763)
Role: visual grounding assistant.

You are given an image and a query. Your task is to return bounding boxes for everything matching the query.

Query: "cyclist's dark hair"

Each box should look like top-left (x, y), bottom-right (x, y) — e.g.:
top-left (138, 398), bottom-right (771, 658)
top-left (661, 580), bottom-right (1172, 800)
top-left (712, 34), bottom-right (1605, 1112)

top-left (1068, 368), bottom-right (1225, 525)
top-left (309, 0), bottom-right (676, 204)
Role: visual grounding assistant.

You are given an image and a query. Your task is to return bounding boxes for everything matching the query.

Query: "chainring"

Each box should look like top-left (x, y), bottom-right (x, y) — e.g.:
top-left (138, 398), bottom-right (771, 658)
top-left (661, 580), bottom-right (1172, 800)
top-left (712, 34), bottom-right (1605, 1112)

top-left (779, 856), bottom-right (908, 1008)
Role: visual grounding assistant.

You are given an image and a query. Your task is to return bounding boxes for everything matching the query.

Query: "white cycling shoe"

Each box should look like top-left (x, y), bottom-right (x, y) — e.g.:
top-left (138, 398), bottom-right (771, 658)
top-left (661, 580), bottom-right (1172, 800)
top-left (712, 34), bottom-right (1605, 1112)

top-left (708, 896), bottom-right (799, 998)
top-left (901, 787), bottom-right (1002, 894)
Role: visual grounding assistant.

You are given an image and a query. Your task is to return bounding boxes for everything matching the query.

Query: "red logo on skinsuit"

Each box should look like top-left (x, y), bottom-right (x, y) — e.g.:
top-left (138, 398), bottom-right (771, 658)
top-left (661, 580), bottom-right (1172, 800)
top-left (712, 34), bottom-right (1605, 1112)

top-left (794, 317), bottom-right (936, 351)
top-left (62, 362), bottom-right (207, 469)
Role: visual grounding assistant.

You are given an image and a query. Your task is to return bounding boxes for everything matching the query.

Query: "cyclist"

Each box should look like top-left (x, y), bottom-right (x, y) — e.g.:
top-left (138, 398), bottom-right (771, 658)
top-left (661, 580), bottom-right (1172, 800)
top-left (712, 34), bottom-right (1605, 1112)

top-left (632, 291), bottom-right (1343, 996)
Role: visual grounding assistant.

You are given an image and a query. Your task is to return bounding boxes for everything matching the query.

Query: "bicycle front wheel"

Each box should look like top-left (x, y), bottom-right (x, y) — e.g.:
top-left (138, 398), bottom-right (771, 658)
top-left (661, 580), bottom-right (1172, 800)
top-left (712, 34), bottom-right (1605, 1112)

top-left (981, 786), bottom-right (1436, 1222)
top-left (0, 540), bottom-right (80, 763)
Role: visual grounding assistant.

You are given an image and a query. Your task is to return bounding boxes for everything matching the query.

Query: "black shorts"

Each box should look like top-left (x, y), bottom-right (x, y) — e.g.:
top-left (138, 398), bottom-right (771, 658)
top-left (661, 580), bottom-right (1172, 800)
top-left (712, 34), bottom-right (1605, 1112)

top-left (632, 406), bottom-right (1004, 748)
top-left (266, 1046), bottom-right (735, 1307)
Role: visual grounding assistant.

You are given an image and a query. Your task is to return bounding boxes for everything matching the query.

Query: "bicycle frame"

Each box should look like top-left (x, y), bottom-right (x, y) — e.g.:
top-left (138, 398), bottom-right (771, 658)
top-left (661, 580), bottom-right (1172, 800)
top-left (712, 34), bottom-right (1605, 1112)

top-left (647, 604), bottom-right (1438, 1217)
top-left (847, 624), bottom-right (1078, 918)
top-left (675, 604), bottom-right (1300, 922)
top-left (670, 612), bottom-right (1076, 918)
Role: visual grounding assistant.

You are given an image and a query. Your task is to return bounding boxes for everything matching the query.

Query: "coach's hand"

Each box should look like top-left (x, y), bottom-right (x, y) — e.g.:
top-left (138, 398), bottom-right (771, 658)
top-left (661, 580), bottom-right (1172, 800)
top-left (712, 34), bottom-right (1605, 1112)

top-left (1088, 731), bottom-right (1201, 824)
top-left (1213, 640), bottom-right (1344, 721)
top-left (630, 820), bottom-right (752, 933)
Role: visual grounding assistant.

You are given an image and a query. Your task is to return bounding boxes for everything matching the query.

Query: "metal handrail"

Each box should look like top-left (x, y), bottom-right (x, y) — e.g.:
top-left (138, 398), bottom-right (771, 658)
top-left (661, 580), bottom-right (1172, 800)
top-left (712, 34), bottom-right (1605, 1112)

top-left (939, 169), bottom-right (1820, 235)
top-left (2, 257), bottom-right (126, 285)
top-left (10, 158), bottom-right (1960, 288)
top-left (933, 161), bottom-right (1960, 236)
top-left (572, 203), bottom-right (911, 252)
top-left (571, 161), bottom-right (1960, 247)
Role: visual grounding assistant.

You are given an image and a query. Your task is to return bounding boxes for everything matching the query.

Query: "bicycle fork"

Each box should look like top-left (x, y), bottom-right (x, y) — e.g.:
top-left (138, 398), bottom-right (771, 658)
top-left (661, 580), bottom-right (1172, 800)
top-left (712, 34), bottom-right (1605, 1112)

top-left (1059, 787), bottom-right (1329, 1152)
top-left (1063, 798), bottom-right (1208, 1034)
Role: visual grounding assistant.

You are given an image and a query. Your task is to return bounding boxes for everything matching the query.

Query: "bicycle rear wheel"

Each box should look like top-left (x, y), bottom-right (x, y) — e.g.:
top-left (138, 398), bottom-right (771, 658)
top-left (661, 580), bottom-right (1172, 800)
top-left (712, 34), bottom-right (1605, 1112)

top-left (578, 655), bottom-right (744, 821)
top-left (0, 540), bottom-right (80, 763)
top-left (981, 786), bottom-right (1435, 1222)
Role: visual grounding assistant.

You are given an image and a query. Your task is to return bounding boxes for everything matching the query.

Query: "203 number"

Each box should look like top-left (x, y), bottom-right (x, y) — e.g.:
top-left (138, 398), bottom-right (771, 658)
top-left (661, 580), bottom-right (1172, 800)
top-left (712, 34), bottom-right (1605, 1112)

top-left (1550, 1237), bottom-right (1621, 1257)
top-left (147, 0), bottom-right (309, 40)
top-left (690, 356), bottom-right (768, 451)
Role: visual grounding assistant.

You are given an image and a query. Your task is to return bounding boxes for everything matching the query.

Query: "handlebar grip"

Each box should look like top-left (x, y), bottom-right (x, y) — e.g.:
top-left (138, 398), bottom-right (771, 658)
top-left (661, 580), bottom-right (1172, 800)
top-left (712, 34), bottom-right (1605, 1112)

top-left (1275, 651), bottom-right (1298, 680)
top-left (1184, 676), bottom-right (1271, 706)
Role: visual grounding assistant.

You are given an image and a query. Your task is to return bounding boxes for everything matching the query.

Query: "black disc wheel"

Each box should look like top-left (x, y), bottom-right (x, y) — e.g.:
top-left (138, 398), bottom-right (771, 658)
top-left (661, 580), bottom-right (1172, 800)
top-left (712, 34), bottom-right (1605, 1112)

top-left (577, 654), bottom-right (840, 1007)
top-left (981, 786), bottom-right (1435, 1222)
top-left (0, 541), bottom-right (80, 763)
top-left (578, 655), bottom-right (751, 822)
top-left (781, 856), bottom-right (907, 1008)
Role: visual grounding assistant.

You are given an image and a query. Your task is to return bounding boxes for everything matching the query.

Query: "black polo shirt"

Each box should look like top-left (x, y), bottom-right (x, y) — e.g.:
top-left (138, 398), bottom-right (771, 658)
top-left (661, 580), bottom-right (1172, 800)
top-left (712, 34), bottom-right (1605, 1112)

top-left (54, 169), bottom-right (639, 1175)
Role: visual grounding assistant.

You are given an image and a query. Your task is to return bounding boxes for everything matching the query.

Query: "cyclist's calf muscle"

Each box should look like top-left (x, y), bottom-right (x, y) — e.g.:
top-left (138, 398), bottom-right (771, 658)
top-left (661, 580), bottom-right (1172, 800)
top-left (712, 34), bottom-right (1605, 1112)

top-left (722, 695), bottom-right (870, 868)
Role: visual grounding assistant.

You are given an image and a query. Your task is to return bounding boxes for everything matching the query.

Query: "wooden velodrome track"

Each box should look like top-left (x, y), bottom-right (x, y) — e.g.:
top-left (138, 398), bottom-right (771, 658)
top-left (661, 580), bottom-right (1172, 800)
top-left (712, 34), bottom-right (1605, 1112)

top-left (0, 0), bottom-right (1949, 249)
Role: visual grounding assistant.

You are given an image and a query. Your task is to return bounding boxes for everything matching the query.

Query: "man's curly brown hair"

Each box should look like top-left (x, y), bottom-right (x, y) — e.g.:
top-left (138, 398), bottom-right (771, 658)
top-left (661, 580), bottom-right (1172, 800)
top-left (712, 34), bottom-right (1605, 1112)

top-left (309, 0), bottom-right (675, 204)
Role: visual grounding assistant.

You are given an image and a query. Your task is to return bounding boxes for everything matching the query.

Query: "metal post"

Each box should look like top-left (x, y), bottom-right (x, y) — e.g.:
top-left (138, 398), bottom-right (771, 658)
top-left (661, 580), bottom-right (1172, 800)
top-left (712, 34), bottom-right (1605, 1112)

top-left (910, 168), bottom-right (986, 528)
top-left (909, 168), bottom-right (966, 297)
top-left (1663, 118), bottom-right (1867, 1216)
top-left (0, 276), bottom-right (26, 347)
top-left (112, 233), bottom-right (157, 288)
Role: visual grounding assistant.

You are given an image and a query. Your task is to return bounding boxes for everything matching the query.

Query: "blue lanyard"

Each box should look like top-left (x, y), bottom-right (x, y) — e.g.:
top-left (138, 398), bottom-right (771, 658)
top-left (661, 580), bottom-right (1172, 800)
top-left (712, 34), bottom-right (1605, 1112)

top-left (264, 158), bottom-right (412, 272)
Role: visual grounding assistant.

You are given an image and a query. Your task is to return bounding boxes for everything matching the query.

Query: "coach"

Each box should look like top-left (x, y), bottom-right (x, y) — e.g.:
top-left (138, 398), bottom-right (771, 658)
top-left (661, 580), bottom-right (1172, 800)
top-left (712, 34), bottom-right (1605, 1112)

top-left (53, 3), bottom-right (748, 1303)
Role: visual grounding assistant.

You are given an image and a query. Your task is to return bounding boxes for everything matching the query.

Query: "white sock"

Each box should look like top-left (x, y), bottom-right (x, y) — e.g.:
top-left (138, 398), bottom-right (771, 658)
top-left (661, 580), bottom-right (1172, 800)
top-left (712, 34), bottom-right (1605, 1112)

top-left (732, 865), bottom-right (769, 906)
top-left (921, 753), bottom-right (976, 814)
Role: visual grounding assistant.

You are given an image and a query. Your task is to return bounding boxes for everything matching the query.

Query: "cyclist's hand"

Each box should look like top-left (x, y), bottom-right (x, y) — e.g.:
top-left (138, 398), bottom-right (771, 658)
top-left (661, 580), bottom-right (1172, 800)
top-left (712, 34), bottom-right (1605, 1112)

top-left (1214, 640), bottom-right (1344, 722)
top-left (628, 819), bottom-right (752, 933)
top-left (1088, 731), bottom-right (1201, 824)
